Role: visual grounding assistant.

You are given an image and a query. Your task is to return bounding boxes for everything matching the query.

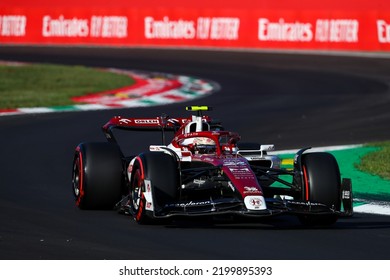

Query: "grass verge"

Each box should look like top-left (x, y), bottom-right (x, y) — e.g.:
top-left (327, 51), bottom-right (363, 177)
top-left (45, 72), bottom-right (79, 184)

top-left (0, 63), bottom-right (135, 109)
top-left (355, 141), bottom-right (390, 180)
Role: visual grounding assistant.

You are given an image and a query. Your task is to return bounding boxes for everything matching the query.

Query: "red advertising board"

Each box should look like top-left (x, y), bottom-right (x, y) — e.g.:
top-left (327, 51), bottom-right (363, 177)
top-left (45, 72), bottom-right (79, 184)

top-left (1, 0), bottom-right (390, 52)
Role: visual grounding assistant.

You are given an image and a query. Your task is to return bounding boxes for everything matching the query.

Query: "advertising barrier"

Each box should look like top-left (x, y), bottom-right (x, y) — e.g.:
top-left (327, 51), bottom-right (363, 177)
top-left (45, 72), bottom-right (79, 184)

top-left (1, 0), bottom-right (390, 52)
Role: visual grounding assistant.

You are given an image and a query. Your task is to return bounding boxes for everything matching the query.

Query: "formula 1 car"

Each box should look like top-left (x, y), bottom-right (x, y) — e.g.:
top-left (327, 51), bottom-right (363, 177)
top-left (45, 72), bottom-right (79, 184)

top-left (72, 106), bottom-right (353, 226)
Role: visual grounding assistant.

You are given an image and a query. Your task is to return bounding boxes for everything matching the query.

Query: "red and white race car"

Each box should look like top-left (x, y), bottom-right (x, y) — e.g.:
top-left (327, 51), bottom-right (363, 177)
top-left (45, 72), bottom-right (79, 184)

top-left (72, 106), bottom-right (353, 226)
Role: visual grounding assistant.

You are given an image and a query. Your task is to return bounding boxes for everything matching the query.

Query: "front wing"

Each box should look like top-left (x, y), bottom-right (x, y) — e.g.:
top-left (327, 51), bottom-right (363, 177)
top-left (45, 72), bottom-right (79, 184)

top-left (131, 190), bottom-right (350, 220)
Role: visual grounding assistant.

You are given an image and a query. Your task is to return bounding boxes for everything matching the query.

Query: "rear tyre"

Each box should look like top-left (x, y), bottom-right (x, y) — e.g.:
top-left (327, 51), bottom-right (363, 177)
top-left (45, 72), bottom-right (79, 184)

top-left (72, 142), bottom-right (123, 210)
top-left (299, 152), bottom-right (341, 226)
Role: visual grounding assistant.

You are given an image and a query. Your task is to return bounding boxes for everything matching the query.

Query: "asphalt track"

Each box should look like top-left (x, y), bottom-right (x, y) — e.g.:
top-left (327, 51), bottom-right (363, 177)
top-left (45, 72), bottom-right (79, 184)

top-left (1, 46), bottom-right (390, 260)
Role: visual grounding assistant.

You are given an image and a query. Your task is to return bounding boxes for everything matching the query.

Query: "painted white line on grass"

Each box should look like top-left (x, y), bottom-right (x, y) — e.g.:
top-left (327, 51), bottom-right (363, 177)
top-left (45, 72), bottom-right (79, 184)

top-left (354, 202), bottom-right (390, 216)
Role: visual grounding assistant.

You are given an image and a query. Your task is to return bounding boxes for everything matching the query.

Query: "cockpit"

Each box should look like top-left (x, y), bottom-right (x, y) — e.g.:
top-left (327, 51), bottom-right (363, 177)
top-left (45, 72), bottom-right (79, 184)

top-left (179, 136), bottom-right (216, 154)
top-left (168, 106), bottom-right (241, 156)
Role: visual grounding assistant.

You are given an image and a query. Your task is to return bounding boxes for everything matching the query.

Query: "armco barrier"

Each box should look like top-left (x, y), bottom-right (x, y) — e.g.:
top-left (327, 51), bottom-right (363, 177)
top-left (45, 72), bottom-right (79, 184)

top-left (1, 0), bottom-right (390, 52)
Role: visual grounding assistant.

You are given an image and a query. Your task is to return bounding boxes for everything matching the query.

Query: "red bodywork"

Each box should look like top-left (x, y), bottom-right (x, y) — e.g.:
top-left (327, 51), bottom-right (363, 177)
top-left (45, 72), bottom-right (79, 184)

top-left (103, 114), bottom-right (264, 202)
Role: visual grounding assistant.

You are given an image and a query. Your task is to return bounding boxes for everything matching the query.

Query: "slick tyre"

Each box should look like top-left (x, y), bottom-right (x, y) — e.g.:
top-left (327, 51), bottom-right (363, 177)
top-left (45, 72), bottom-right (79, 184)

top-left (72, 142), bottom-right (123, 210)
top-left (130, 165), bottom-right (147, 223)
top-left (299, 152), bottom-right (341, 226)
top-left (129, 152), bottom-right (179, 224)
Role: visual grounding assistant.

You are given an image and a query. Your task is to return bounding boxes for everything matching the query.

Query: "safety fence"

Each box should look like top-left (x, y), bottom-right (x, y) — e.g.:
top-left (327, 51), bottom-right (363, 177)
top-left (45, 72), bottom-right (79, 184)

top-left (1, 0), bottom-right (390, 52)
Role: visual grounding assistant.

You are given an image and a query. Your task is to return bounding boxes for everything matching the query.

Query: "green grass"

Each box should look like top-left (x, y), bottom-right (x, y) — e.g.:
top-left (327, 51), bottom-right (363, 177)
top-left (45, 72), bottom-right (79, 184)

top-left (0, 63), bottom-right (135, 109)
top-left (355, 141), bottom-right (390, 180)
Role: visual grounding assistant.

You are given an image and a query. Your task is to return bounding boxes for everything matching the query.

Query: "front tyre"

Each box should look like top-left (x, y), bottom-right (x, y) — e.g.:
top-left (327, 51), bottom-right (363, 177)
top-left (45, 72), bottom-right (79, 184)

top-left (72, 142), bottom-right (123, 210)
top-left (129, 164), bottom-right (149, 224)
top-left (299, 152), bottom-right (341, 226)
top-left (129, 152), bottom-right (180, 224)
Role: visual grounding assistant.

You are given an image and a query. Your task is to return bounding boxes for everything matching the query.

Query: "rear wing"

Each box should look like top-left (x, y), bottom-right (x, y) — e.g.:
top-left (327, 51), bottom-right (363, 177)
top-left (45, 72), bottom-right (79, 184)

top-left (102, 106), bottom-right (219, 145)
top-left (102, 114), bottom-right (215, 142)
top-left (102, 115), bottom-right (187, 144)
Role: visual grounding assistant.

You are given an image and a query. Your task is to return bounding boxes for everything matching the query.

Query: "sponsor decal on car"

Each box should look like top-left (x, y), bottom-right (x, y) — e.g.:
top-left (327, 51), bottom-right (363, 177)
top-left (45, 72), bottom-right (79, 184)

top-left (134, 119), bottom-right (159, 124)
top-left (119, 118), bottom-right (132, 124)
top-left (243, 186), bottom-right (261, 194)
top-left (167, 200), bottom-right (211, 208)
top-left (143, 179), bottom-right (154, 211)
top-left (244, 196), bottom-right (266, 210)
top-left (287, 201), bottom-right (325, 206)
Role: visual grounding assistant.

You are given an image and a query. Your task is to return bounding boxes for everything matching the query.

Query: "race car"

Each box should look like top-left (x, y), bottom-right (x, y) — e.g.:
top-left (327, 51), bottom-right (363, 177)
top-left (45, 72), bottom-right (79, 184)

top-left (72, 106), bottom-right (353, 226)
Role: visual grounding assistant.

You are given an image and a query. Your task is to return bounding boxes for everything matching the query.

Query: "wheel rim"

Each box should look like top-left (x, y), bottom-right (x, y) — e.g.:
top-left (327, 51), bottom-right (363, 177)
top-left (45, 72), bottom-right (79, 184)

top-left (131, 169), bottom-right (144, 212)
top-left (72, 152), bottom-right (84, 205)
top-left (72, 156), bottom-right (81, 197)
